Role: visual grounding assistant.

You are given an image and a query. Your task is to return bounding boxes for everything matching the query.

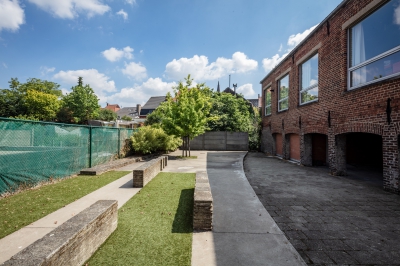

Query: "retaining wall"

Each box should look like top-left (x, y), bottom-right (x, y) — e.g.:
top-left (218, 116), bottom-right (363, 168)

top-left (190, 131), bottom-right (248, 151)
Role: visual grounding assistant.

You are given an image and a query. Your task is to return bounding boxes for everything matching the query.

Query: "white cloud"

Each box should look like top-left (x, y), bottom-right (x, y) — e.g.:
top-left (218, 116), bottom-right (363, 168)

top-left (102, 46), bottom-right (133, 62)
top-left (122, 61), bottom-right (147, 80)
top-left (2, 62), bottom-right (8, 69)
top-left (262, 52), bottom-right (289, 72)
top-left (287, 24), bottom-right (318, 47)
top-left (261, 24), bottom-right (318, 73)
top-left (27, 0), bottom-right (110, 19)
top-left (104, 78), bottom-right (177, 107)
top-left (394, 5), bottom-right (400, 25)
top-left (0, 0), bottom-right (25, 32)
top-left (165, 52), bottom-right (258, 81)
top-left (278, 43), bottom-right (283, 52)
top-left (125, 0), bottom-right (136, 5)
top-left (116, 9), bottom-right (128, 20)
top-left (53, 69), bottom-right (117, 98)
top-left (237, 83), bottom-right (256, 98)
top-left (40, 66), bottom-right (55, 75)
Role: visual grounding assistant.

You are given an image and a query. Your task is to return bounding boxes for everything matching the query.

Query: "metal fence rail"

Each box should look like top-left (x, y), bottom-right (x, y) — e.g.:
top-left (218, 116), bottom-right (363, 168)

top-left (0, 117), bottom-right (137, 194)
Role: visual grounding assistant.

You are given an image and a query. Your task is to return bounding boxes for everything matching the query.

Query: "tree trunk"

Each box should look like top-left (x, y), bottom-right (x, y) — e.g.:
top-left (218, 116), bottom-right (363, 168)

top-left (182, 137), bottom-right (184, 157)
top-left (188, 136), bottom-right (191, 157)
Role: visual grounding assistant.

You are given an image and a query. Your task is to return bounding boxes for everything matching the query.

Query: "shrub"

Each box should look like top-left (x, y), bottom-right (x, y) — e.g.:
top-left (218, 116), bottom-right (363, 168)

top-left (130, 126), bottom-right (181, 154)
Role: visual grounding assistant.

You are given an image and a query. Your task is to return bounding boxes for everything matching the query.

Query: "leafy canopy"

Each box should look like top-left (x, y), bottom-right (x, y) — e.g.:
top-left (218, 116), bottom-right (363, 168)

top-left (62, 77), bottom-right (100, 124)
top-left (97, 109), bottom-right (117, 121)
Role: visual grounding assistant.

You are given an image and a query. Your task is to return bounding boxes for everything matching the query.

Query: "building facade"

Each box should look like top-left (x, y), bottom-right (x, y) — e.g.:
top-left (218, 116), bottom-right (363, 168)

top-left (260, 0), bottom-right (400, 192)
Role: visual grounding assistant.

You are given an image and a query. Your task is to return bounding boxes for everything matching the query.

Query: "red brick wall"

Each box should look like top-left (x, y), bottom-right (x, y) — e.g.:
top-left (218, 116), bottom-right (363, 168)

top-left (261, 0), bottom-right (400, 192)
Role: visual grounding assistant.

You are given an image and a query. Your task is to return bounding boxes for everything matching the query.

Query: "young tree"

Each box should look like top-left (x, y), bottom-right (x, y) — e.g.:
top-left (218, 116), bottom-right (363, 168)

top-left (62, 77), bottom-right (100, 124)
top-left (97, 109), bottom-right (117, 121)
top-left (161, 75), bottom-right (211, 156)
top-left (121, 115), bottom-right (132, 121)
top-left (24, 90), bottom-right (61, 121)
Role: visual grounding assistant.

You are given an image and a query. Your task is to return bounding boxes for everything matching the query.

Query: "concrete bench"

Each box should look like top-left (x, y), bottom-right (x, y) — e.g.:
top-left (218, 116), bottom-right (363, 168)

top-left (133, 156), bottom-right (168, 187)
top-left (2, 200), bottom-right (117, 266)
top-left (193, 171), bottom-right (213, 231)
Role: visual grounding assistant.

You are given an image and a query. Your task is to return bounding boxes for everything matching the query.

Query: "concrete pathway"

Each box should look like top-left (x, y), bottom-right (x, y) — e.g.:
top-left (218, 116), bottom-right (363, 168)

top-left (191, 151), bottom-right (306, 266)
top-left (244, 152), bottom-right (400, 265)
top-left (0, 161), bottom-right (145, 264)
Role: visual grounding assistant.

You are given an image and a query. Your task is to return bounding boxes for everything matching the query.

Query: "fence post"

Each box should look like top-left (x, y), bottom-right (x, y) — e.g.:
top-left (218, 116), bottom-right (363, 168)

top-left (89, 126), bottom-right (93, 168)
top-left (118, 128), bottom-right (121, 158)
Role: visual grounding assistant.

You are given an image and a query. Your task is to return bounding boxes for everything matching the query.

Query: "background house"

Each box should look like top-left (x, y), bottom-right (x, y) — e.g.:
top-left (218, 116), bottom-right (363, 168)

top-left (139, 96), bottom-right (166, 118)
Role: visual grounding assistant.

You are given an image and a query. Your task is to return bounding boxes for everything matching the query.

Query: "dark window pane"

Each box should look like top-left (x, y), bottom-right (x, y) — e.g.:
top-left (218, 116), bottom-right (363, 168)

top-left (351, 49), bottom-right (400, 87)
top-left (266, 106), bottom-right (271, 115)
top-left (301, 54), bottom-right (318, 89)
top-left (265, 90), bottom-right (271, 106)
top-left (351, 0), bottom-right (400, 66)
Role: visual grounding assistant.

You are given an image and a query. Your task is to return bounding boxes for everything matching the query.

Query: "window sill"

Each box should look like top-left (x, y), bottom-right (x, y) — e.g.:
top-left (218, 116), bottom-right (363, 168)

top-left (346, 73), bottom-right (400, 94)
top-left (277, 109), bottom-right (288, 113)
top-left (298, 99), bottom-right (318, 107)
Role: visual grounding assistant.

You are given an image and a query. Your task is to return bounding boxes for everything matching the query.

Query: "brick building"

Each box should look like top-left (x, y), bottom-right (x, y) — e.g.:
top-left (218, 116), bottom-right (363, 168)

top-left (260, 0), bottom-right (400, 192)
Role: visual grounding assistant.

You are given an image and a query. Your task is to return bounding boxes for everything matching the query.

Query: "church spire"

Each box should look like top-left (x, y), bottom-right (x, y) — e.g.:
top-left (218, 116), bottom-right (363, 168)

top-left (217, 81), bottom-right (220, 92)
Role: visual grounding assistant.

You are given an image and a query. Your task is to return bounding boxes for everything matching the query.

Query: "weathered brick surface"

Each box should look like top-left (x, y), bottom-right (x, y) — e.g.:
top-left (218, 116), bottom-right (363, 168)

top-left (193, 171), bottom-right (213, 231)
top-left (2, 200), bottom-right (117, 266)
top-left (261, 0), bottom-right (400, 192)
top-left (132, 156), bottom-right (167, 187)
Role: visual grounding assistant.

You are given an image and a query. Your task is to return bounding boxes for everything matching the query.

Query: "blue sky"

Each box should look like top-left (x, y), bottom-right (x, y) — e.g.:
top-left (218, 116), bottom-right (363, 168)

top-left (0, 0), bottom-right (342, 108)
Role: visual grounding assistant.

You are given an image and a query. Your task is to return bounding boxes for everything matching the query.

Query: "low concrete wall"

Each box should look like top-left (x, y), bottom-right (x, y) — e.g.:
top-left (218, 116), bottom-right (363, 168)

top-left (3, 200), bottom-right (117, 266)
top-left (190, 131), bottom-right (248, 151)
top-left (193, 171), bottom-right (213, 231)
top-left (133, 156), bottom-right (168, 187)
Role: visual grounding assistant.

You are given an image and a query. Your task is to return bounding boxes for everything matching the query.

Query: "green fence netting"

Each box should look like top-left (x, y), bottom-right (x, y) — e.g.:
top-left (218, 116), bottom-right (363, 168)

top-left (0, 117), bottom-right (137, 194)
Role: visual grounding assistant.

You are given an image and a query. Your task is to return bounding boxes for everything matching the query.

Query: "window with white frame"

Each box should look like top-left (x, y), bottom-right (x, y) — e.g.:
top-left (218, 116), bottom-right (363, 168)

top-left (278, 74), bottom-right (289, 111)
top-left (300, 53), bottom-right (318, 104)
top-left (265, 87), bottom-right (271, 115)
top-left (349, 0), bottom-right (400, 89)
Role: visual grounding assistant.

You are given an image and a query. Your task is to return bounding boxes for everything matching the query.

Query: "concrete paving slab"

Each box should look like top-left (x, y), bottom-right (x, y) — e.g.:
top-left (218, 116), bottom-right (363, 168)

top-left (0, 161), bottom-right (145, 264)
top-left (192, 151), bottom-right (306, 266)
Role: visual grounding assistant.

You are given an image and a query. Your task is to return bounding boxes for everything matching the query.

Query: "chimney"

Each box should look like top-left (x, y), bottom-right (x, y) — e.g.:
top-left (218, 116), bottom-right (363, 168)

top-left (106, 102), bottom-right (108, 106)
top-left (136, 104), bottom-right (142, 116)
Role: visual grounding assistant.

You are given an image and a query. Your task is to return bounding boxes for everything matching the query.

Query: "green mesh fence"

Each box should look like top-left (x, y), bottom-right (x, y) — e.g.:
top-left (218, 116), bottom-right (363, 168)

top-left (0, 117), bottom-right (137, 194)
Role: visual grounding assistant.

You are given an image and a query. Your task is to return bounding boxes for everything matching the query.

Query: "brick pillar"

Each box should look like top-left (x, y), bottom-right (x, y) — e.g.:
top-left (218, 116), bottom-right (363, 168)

top-left (301, 134), bottom-right (312, 166)
top-left (331, 134), bottom-right (347, 176)
top-left (382, 126), bottom-right (399, 193)
top-left (284, 133), bottom-right (290, 160)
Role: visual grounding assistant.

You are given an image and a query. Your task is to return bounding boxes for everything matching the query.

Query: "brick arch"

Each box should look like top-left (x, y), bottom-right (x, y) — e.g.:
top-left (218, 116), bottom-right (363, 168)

top-left (271, 128), bottom-right (283, 135)
top-left (303, 125), bottom-right (328, 136)
top-left (285, 127), bottom-right (300, 135)
top-left (334, 122), bottom-right (383, 136)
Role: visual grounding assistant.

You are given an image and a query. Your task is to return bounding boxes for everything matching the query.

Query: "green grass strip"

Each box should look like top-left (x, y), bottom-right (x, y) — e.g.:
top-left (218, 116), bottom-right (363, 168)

top-left (0, 171), bottom-right (130, 239)
top-left (88, 172), bottom-right (195, 266)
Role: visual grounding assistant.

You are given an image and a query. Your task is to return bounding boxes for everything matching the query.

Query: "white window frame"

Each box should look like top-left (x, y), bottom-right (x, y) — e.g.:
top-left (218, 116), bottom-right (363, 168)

top-left (299, 53), bottom-right (319, 105)
top-left (278, 74), bottom-right (289, 112)
top-left (264, 87), bottom-right (272, 116)
top-left (347, 0), bottom-right (400, 90)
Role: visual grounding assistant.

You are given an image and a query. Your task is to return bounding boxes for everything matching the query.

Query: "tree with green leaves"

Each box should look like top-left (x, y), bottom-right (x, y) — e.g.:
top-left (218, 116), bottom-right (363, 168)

top-left (160, 75), bottom-right (211, 156)
top-left (24, 90), bottom-right (61, 121)
top-left (97, 109), bottom-right (117, 121)
top-left (0, 77), bottom-right (62, 120)
top-left (121, 115), bottom-right (132, 121)
top-left (62, 77), bottom-right (100, 124)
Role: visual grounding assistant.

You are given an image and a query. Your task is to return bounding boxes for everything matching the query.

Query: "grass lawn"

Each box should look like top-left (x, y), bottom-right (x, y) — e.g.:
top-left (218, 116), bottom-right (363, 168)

top-left (0, 171), bottom-right (130, 239)
top-left (87, 172), bottom-right (195, 266)
top-left (175, 156), bottom-right (198, 160)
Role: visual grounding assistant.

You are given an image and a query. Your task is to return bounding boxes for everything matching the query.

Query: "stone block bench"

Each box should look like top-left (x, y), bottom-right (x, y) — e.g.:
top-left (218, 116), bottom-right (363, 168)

top-left (133, 156), bottom-right (168, 187)
top-left (2, 200), bottom-right (117, 266)
top-left (193, 171), bottom-right (213, 231)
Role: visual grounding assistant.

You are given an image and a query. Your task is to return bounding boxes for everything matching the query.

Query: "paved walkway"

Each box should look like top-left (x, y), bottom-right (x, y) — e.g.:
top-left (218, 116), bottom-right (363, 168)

top-left (191, 151), bottom-right (306, 266)
top-left (244, 152), bottom-right (400, 265)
